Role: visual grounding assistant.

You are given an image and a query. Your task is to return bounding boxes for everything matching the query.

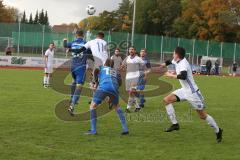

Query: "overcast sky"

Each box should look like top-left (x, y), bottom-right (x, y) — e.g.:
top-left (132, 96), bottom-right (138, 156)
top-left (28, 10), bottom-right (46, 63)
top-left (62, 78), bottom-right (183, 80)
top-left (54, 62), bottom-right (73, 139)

top-left (4, 0), bottom-right (122, 25)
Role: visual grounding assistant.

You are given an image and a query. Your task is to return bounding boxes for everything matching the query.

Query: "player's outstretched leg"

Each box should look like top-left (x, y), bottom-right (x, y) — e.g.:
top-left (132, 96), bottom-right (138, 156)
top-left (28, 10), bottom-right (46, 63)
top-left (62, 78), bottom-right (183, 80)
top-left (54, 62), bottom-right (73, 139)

top-left (197, 110), bottom-right (223, 143)
top-left (85, 102), bottom-right (97, 135)
top-left (163, 94), bottom-right (180, 132)
top-left (115, 105), bottom-right (129, 135)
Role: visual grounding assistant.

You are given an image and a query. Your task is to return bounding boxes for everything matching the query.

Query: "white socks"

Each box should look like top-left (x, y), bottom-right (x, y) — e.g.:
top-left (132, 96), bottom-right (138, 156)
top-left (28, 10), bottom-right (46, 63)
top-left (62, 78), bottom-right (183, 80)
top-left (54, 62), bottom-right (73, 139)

top-left (166, 104), bottom-right (178, 124)
top-left (206, 114), bottom-right (219, 133)
top-left (44, 76), bottom-right (48, 85)
top-left (43, 76), bottom-right (50, 85)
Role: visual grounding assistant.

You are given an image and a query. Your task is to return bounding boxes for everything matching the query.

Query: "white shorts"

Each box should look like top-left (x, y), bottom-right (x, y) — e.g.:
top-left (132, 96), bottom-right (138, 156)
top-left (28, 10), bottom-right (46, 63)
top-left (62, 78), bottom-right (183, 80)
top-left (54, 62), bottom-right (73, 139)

top-left (125, 77), bottom-right (139, 91)
top-left (172, 88), bottom-right (205, 110)
top-left (44, 66), bottom-right (53, 74)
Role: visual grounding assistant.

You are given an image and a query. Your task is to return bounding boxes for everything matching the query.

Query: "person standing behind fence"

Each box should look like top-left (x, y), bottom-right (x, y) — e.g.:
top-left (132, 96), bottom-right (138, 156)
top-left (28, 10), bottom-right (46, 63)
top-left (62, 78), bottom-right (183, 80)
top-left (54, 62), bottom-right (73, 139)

top-left (215, 59), bottom-right (220, 75)
top-left (232, 62), bottom-right (238, 77)
top-left (206, 59), bottom-right (212, 75)
top-left (43, 42), bottom-right (55, 88)
top-left (111, 48), bottom-right (123, 71)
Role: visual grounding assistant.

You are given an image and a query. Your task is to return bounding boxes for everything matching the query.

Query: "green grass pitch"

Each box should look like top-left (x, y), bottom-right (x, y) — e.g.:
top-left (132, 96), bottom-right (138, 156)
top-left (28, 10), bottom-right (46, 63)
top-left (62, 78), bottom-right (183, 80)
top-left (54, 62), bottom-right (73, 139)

top-left (0, 69), bottom-right (239, 160)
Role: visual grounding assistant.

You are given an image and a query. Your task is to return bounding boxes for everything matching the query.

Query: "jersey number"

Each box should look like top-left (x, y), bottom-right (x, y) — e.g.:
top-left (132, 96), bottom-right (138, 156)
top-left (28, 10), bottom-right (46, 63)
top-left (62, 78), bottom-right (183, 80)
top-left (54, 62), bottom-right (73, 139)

top-left (103, 68), bottom-right (117, 77)
top-left (97, 42), bottom-right (104, 52)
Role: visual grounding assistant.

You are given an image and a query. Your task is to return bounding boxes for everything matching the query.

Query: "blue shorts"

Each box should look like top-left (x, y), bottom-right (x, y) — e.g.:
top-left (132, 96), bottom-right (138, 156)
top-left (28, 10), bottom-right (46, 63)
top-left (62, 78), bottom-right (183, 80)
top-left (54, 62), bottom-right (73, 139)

top-left (93, 89), bottom-right (119, 106)
top-left (71, 66), bottom-right (86, 85)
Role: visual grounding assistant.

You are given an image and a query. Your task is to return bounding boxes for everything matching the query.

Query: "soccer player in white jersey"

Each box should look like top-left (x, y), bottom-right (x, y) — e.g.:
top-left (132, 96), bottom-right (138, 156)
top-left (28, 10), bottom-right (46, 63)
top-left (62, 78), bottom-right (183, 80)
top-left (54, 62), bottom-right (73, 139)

top-left (121, 46), bottom-right (145, 113)
top-left (161, 47), bottom-right (223, 143)
top-left (71, 32), bottom-right (108, 69)
top-left (43, 42), bottom-right (55, 88)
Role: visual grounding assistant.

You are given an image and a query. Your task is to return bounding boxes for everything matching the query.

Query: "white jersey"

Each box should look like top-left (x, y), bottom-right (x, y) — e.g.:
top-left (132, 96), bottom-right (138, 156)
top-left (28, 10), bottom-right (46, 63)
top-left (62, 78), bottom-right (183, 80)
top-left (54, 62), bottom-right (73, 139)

top-left (45, 49), bottom-right (54, 67)
top-left (172, 58), bottom-right (198, 93)
top-left (123, 55), bottom-right (145, 80)
top-left (84, 38), bottom-right (108, 67)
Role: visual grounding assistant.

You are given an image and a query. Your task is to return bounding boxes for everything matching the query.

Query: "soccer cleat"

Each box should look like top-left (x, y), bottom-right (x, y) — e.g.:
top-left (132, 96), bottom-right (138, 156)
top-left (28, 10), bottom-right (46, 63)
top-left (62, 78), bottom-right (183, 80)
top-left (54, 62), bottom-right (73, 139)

top-left (67, 105), bottom-right (74, 116)
top-left (134, 108), bottom-right (141, 112)
top-left (165, 124), bottom-right (180, 132)
top-left (216, 128), bottom-right (223, 143)
top-left (139, 104), bottom-right (144, 108)
top-left (125, 109), bottom-right (131, 113)
top-left (85, 130), bottom-right (97, 135)
top-left (121, 131), bottom-right (129, 135)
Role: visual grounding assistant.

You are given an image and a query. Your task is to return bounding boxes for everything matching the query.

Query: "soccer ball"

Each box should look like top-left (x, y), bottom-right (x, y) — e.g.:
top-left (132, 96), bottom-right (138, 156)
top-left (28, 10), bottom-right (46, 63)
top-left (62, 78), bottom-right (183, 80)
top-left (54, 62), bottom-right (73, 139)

top-left (86, 5), bottom-right (96, 15)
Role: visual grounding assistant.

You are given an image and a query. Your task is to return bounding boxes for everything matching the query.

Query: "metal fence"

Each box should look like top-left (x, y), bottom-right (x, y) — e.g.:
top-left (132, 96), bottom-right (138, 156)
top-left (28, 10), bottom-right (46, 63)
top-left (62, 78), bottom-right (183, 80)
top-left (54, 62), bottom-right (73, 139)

top-left (0, 22), bottom-right (240, 65)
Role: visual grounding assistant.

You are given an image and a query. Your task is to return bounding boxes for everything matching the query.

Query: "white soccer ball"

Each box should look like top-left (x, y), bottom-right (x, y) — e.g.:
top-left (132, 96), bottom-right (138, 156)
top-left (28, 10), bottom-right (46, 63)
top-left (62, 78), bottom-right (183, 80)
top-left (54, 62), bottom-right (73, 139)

top-left (86, 5), bottom-right (96, 15)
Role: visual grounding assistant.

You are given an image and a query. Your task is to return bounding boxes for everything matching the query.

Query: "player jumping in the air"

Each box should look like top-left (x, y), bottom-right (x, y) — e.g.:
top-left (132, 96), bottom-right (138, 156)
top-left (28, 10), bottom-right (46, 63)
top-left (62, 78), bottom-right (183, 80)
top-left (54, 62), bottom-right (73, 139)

top-left (121, 46), bottom-right (145, 113)
top-left (63, 30), bottom-right (91, 115)
top-left (71, 32), bottom-right (108, 69)
top-left (85, 58), bottom-right (129, 135)
top-left (43, 42), bottom-right (55, 88)
top-left (136, 48), bottom-right (151, 108)
top-left (161, 47), bottom-right (223, 143)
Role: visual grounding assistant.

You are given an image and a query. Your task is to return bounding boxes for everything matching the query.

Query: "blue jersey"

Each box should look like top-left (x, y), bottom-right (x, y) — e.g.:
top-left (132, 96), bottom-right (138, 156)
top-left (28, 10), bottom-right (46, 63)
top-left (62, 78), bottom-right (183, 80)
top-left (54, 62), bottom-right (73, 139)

top-left (66, 38), bottom-right (90, 70)
top-left (98, 66), bottom-right (121, 93)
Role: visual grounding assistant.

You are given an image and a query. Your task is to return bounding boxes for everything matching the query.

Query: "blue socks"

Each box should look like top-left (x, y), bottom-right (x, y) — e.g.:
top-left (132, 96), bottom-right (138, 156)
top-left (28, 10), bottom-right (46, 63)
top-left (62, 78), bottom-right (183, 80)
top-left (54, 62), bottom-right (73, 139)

top-left (139, 94), bottom-right (145, 105)
top-left (116, 107), bottom-right (128, 132)
top-left (70, 82), bottom-right (76, 102)
top-left (71, 86), bottom-right (81, 106)
top-left (90, 109), bottom-right (97, 133)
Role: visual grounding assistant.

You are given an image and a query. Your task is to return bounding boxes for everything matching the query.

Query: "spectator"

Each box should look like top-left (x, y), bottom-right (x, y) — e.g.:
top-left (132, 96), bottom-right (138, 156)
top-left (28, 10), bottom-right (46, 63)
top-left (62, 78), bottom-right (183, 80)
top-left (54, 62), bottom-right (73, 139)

top-left (206, 59), bottom-right (212, 75)
top-left (215, 59), bottom-right (220, 75)
top-left (111, 48), bottom-right (123, 71)
top-left (5, 47), bottom-right (12, 56)
top-left (232, 62), bottom-right (238, 77)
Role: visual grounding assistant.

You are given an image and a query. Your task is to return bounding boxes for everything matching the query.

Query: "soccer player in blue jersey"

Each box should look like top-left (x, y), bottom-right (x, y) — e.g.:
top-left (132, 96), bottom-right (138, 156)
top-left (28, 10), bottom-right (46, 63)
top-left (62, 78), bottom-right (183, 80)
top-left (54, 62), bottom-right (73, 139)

top-left (85, 58), bottom-right (129, 135)
top-left (137, 48), bottom-right (151, 108)
top-left (63, 30), bottom-right (91, 115)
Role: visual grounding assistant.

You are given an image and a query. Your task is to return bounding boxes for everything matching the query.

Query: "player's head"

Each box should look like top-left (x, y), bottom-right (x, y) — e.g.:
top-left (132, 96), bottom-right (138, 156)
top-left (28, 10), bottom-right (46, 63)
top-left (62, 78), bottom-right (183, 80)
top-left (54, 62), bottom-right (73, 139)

top-left (115, 48), bottom-right (120, 56)
top-left (97, 32), bottom-right (104, 39)
top-left (173, 47), bottom-right (186, 61)
top-left (140, 48), bottom-right (147, 57)
top-left (75, 30), bottom-right (84, 38)
top-left (104, 58), bottom-right (114, 68)
top-left (49, 42), bottom-right (55, 49)
top-left (128, 46), bottom-right (136, 56)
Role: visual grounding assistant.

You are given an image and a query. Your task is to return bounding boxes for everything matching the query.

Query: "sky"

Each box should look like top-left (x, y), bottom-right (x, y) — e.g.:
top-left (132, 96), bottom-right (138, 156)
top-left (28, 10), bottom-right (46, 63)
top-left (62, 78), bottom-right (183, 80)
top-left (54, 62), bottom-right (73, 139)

top-left (3, 0), bottom-right (122, 25)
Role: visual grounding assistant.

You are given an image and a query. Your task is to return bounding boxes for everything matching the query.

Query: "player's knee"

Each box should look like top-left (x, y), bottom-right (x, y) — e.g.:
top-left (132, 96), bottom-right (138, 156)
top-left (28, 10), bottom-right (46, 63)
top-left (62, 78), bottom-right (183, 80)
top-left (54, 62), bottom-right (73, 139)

top-left (163, 97), bottom-right (170, 105)
top-left (198, 111), bottom-right (207, 120)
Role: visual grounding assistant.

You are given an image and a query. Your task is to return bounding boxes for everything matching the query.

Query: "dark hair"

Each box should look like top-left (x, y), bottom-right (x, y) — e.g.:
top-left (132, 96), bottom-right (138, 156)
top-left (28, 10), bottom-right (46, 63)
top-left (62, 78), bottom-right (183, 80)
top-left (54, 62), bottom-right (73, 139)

top-left (115, 48), bottom-right (120, 51)
top-left (76, 30), bottom-right (84, 37)
top-left (175, 47), bottom-right (186, 59)
top-left (141, 48), bottom-right (147, 52)
top-left (128, 46), bottom-right (136, 50)
top-left (105, 58), bottom-right (114, 68)
top-left (49, 42), bottom-right (55, 45)
top-left (97, 32), bottom-right (104, 38)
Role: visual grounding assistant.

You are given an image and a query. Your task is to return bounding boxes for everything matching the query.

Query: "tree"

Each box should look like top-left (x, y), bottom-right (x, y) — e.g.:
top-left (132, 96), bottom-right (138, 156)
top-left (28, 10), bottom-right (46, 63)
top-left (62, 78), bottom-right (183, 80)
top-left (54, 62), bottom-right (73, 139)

top-left (21, 11), bottom-right (27, 23)
top-left (0, 0), bottom-right (19, 22)
top-left (172, 0), bottom-right (240, 42)
top-left (34, 10), bottom-right (39, 24)
top-left (38, 9), bottom-right (45, 25)
top-left (135, 0), bottom-right (182, 35)
top-left (28, 13), bottom-right (33, 24)
top-left (43, 11), bottom-right (49, 25)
